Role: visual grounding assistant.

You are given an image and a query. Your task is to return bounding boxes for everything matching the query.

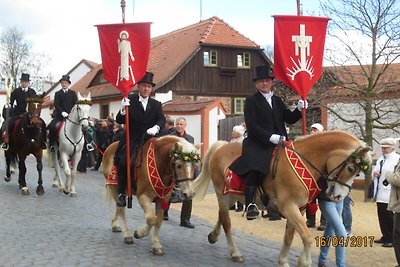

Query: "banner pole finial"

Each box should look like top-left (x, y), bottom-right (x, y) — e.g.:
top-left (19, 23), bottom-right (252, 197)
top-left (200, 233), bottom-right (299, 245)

top-left (121, 0), bottom-right (126, 23)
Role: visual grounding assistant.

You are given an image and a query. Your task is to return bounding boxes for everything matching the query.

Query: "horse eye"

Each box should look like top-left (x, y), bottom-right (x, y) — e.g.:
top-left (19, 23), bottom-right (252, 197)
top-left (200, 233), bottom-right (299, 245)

top-left (176, 164), bottom-right (183, 169)
top-left (347, 165), bottom-right (356, 174)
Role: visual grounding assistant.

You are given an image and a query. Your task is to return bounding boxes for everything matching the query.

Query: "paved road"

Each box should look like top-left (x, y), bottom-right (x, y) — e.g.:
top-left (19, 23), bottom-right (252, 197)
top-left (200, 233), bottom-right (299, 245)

top-left (0, 154), bottom-right (335, 267)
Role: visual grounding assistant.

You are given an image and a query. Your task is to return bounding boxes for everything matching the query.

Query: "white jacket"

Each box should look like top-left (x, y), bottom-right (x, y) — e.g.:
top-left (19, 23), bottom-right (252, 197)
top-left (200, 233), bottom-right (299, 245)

top-left (372, 151), bottom-right (400, 203)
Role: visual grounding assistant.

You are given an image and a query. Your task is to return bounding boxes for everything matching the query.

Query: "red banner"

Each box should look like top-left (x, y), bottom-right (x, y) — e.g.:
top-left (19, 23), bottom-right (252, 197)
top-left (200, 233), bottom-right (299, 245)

top-left (273, 16), bottom-right (330, 99)
top-left (96, 23), bottom-right (151, 97)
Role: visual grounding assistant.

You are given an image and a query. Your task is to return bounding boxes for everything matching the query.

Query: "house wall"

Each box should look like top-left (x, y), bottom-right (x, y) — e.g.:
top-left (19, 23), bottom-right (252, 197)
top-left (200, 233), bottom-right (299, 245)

top-left (157, 46), bottom-right (269, 97)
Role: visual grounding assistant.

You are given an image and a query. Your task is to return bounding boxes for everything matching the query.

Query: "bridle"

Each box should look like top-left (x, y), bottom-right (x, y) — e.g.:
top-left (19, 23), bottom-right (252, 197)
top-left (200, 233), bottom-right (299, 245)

top-left (172, 159), bottom-right (198, 184)
top-left (63, 104), bottom-right (90, 155)
top-left (274, 143), bottom-right (363, 190)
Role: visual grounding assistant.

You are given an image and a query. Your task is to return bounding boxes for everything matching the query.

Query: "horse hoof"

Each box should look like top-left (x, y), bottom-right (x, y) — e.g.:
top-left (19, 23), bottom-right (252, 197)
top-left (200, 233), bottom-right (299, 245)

top-left (134, 231), bottom-right (141, 239)
top-left (152, 248), bottom-right (165, 256)
top-left (124, 237), bottom-right (134, 244)
top-left (52, 183), bottom-right (58, 188)
top-left (63, 189), bottom-right (69, 195)
top-left (232, 256), bottom-right (244, 263)
top-left (21, 187), bottom-right (30, 195)
top-left (208, 232), bottom-right (218, 244)
top-left (36, 186), bottom-right (44, 195)
top-left (69, 192), bottom-right (77, 197)
top-left (4, 176), bottom-right (11, 182)
top-left (112, 226), bottom-right (122, 232)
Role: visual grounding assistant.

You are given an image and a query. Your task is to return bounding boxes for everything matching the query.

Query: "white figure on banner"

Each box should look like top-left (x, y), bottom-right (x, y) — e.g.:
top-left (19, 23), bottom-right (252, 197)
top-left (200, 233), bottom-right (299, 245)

top-left (287, 24), bottom-right (314, 80)
top-left (117, 30), bottom-right (135, 86)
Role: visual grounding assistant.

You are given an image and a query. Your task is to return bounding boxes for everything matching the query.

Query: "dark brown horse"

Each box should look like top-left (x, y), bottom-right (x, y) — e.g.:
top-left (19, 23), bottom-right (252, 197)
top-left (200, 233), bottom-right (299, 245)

top-left (193, 130), bottom-right (372, 266)
top-left (4, 95), bottom-right (47, 195)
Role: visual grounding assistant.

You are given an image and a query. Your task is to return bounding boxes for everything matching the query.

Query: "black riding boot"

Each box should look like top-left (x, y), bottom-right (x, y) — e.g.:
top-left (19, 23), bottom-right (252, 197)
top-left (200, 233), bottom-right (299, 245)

top-left (116, 164), bottom-right (127, 207)
top-left (245, 186), bottom-right (259, 220)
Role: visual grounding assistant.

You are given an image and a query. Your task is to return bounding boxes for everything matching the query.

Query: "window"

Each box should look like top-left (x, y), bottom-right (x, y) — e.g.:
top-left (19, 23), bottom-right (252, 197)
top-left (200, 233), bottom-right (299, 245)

top-left (100, 104), bottom-right (109, 119)
top-left (237, 52), bottom-right (250, 68)
top-left (233, 98), bottom-right (245, 115)
top-left (204, 50), bottom-right (218, 66)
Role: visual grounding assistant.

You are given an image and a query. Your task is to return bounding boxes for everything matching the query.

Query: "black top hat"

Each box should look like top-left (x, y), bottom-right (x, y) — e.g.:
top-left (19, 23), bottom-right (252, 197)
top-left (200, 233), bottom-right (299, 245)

top-left (59, 74), bottom-right (71, 84)
top-left (20, 73), bottom-right (30, 81)
top-left (253, 65), bottom-right (274, 81)
top-left (138, 72), bottom-right (156, 87)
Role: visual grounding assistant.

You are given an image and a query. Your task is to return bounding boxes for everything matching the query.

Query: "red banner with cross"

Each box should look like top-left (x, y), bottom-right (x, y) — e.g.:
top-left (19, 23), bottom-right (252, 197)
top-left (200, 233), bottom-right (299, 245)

top-left (273, 15), bottom-right (330, 99)
top-left (96, 22), bottom-right (151, 97)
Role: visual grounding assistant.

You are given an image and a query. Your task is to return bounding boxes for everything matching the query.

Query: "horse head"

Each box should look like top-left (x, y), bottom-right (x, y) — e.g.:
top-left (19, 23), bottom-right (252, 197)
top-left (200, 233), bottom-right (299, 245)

top-left (170, 137), bottom-right (202, 200)
top-left (324, 143), bottom-right (372, 202)
top-left (72, 92), bottom-right (92, 129)
top-left (26, 94), bottom-right (44, 125)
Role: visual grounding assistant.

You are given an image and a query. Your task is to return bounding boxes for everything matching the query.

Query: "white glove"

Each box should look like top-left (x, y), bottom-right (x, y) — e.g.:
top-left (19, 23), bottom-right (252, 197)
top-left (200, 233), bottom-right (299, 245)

top-left (297, 99), bottom-right (308, 110)
top-left (146, 125), bottom-right (160, 136)
top-left (61, 112), bottom-right (68, 118)
top-left (121, 98), bottom-right (130, 107)
top-left (269, 134), bottom-right (286, 144)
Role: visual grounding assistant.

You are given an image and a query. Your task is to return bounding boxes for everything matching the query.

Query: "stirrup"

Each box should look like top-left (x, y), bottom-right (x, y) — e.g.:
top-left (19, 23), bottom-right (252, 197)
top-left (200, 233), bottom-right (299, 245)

top-left (245, 203), bottom-right (260, 220)
top-left (86, 143), bottom-right (94, 152)
top-left (1, 143), bottom-right (9, 151)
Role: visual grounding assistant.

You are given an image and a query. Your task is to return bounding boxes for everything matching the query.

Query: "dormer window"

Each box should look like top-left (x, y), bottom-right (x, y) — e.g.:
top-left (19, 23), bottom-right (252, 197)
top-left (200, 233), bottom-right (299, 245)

top-left (204, 50), bottom-right (218, 67)
top-left (237, 52), bottom-right (250, 68)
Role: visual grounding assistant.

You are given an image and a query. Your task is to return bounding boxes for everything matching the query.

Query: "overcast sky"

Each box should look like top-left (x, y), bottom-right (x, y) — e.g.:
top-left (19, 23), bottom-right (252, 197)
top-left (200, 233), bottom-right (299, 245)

top-left (0, 0), bottom-right (321, 80)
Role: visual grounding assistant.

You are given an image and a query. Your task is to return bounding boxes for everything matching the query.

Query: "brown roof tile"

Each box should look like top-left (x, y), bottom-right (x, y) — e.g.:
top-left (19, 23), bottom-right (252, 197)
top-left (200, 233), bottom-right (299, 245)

top-left (163, 99), bottom-right (225, 112)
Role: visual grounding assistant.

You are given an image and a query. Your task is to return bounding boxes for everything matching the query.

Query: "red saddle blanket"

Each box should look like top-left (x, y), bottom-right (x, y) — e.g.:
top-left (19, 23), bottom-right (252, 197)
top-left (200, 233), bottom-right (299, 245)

top-left (223, 168), bottom-right (246, 195)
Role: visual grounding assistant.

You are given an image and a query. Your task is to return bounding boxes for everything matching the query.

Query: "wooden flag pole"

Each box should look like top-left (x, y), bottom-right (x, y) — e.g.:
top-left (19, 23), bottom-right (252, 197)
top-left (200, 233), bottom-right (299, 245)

top-left (120, 0), bottom-right (133, 208)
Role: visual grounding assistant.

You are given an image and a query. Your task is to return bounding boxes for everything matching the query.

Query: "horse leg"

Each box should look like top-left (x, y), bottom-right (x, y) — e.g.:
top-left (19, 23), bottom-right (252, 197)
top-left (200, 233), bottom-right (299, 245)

top-left (52, 150), bottom-right (64, 190)
top-left (278, 220), bottom-right (296, 267)
top-left (134, 195), bottom-right (156, 240)
top-left (35, 154), bottom-right (44, 195)
top-left (149, 203), bottom-right (165, 256)
top-left (60, 152), bottom-right (71, 195)
top-left (279, 205), bottom-right (313, 267)
top-left (216, 194), bottom-right (244, 263)
top-left (67, 153), bottom-right (81, 197)
top-left (18, 155), bottom-right (29, 195)
top-left (109, 186), bottom-right (134, 244)
top-left (4, 151), bottom-right (12, 182)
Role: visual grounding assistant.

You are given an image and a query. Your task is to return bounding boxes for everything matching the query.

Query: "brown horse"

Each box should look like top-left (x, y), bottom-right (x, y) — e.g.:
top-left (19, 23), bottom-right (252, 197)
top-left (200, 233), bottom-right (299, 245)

top-left (193, 130), bottom-right (372, 266)
top-left (102, 135), bottom-right (201, 255)
top-left (4, 95), bottom-right (47, 195)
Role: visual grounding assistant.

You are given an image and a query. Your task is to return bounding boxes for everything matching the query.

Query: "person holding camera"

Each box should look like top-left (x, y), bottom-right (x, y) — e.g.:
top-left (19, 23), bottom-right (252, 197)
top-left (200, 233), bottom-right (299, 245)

top-left (372, 138), bottom-right (399, 248)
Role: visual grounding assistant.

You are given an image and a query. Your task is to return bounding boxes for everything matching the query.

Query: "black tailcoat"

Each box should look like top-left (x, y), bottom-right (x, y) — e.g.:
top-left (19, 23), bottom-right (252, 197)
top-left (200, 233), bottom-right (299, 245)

top-left (231, 91), bottom-right (301, 175)
top-left (10, 87), bottom-right (37, 117)
top-left (53, 89), bottom-right (78, 120)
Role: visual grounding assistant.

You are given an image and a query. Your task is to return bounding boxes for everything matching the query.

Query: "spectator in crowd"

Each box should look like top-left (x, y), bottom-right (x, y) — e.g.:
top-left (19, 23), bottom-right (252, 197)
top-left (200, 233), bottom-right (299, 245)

top-left (111, 123), bottom-right (125, 143)
top-left (159, 115), bottom-right (175, 136)
top-left (163, 117), bottom-right (198, 228)
top-left (386, 156), bottom-right (400, 267)
top-left (372, 138), bottom-right (399, 248)
top-left (229, 124), bottom-right (246, 212)
top-left (92, 120), bottom-right (110, 171)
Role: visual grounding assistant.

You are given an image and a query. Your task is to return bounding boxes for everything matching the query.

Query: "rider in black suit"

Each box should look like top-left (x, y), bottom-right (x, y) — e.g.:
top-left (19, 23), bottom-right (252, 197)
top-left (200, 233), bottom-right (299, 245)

top-left (114, 72), bottom-right (166, 207)
top-left (48, 75), bottom-right (78, 152)
top-left (230, 65), bottom-right (306, 220)
top-left (2, 73), bottom-right (37, 150)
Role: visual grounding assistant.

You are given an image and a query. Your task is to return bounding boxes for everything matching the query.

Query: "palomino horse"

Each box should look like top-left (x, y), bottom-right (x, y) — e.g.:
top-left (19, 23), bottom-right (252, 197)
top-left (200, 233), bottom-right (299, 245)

top-left (51, 93), bottom-right (91, 196)
top-left (102, 135), bottom-right (201, 255)
top-left (4, 95), bottom-right (47, 195)
top-left (193, 130), bottom-right (372, 266)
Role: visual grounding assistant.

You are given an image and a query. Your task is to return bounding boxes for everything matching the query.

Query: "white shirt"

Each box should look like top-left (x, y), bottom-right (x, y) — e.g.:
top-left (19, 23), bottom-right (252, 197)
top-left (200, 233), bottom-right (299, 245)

top-left (139, 95), bottom-right (148, 111)
top-left (260, 91), bottom-right (273, 108)
top-left (21, 87), bottom-right (28, 92)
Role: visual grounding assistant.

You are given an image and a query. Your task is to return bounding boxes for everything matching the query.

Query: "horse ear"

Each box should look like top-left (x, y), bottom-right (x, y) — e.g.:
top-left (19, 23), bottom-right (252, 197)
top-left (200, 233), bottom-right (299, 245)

top-left (87, 92), bottom-right (91, 100)
top-left (174, 142), bottom-right (183, 151)
top-left (77, 92), bottom-right (83, 100)
top-left (195, 143), bottom-right (203, 150)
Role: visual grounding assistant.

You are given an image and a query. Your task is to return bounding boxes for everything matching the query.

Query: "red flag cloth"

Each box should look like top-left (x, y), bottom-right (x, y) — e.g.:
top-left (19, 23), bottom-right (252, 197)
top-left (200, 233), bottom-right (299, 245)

top-left (273, 15), bottom-right (330, 99)
top-left (96, 23), bottom-right (151, 97)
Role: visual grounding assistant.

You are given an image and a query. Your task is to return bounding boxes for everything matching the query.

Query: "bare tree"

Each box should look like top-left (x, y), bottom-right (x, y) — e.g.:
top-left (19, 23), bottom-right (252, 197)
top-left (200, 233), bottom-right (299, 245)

top-left (319, 0), bottom-right (400, 200)
top-left (0, 26), bottom-right (49, 92)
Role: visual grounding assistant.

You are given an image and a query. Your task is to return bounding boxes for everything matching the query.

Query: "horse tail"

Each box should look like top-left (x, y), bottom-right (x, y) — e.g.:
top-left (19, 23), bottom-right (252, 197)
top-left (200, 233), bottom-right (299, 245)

top-left (193, 140), bottom-right (227, 201)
